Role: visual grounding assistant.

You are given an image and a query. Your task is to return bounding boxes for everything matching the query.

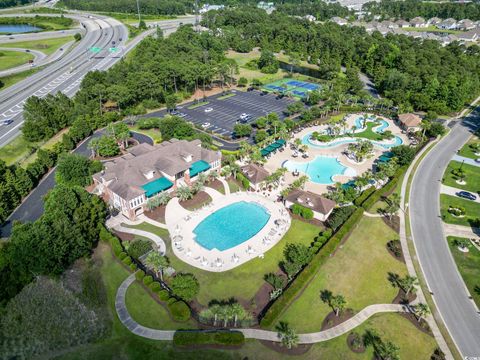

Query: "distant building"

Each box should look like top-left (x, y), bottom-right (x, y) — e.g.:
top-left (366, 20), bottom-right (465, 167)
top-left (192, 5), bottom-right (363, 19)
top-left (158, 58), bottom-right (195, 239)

top-left (241, 164), bottom-right (270, 191)
top-left (410, 16), bottom-right (427, 28)
top-left (199, 4), bottom-right (225, 14)
top-left (395, 19), bottom-right (410, 28)
top-left (285, 189), bottom-right (336, 221)
top-left (93, 139), bottom-right (221, 220)
top-left (257, 1), bottom-right (275, 13)
top-left (438, 18), bottom-right (457, 30)
top-left (398, 113), bottom-right (422, 132)
top-left (458, 19), bottom-right (476, 31)
top-left (456, 28), bottom-right (479, 42)
top-left (331, 16), bottom-right (348, 26)
top-left (303, 14), bottom-right (317, 22)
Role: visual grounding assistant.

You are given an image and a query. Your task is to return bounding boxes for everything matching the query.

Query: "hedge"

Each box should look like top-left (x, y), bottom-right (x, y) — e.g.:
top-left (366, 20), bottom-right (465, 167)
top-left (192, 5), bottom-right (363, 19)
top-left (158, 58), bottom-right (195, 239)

top-left (260, 207), bottom-right (365, 328)
top-left (353, 186), bottom-right (376, 207)
top-left (149, 282), bottom-right (161, 292)
top-left (236, 173), bottom-right (250, 190)
top-left (173, 331), bottom-right (245, 347)
top-left (118, 252), bottom-right (128, 260)
top-left (135, 270), bottom-right (145, 281)
top-left (122, 257), bottom-right (132, 266)
top-left (362, 166), bottom-right (408, 211)
top-left (157, 289), bottom-right (170, 301)
top-left (291, 204), bottom-right (314, 220)
top-left (168, 300), bottom-right (191, 322)
top-left (129, 263), bottom-right (137, 271)
top-left (143, 275), bottom-right (153, 286)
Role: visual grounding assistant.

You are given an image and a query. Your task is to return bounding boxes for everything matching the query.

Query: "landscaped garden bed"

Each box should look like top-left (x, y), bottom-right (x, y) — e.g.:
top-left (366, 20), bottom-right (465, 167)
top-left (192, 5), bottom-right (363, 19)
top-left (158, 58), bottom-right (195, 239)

top-left (443, 160), bottom-right (480, 193)
top-left (179, 191), bottom-right (212, 211)
top-left (440, 194), bottom-right (480, 226)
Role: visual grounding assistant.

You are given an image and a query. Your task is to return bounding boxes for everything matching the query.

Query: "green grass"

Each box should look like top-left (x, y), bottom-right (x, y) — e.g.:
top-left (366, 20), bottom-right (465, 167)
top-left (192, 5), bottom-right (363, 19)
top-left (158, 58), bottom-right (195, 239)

top-left (278, 216), bottom-right (407, 332)
top-left (443, 160), bottom-right (480, 193)
top-left (0, 35), bottom-right (75, 56)
top-left (187, 101), bottom-right (209, 110)
top-left (0, 49), bottom-right (34, 71)
top-left (457, 137), bottom-right (480, 160)
top-left (125, 281), bottom-right (196, 330)
top-left (0, 135), bottom-right (38, 165)
top-left (352, 121), bottom-right (385, 141)
top-left (404, 26), bottom-right (461, 34)
top-left (218, 93), bottom-right (236, 100)
top-left (447, 236), bottom-right (480, 308)
top-left (227, 180), bottom-right (240, 193)
top-left (129, 124), bottom-right (162, 144)
top-left (0, 66), bottom-right (41, 89)
top-left (125, 219), bottom-right (321, 306)
top-left (92, 11), bottom-right (176, 25)
top-left (440, 194), bottom-right (480, 226)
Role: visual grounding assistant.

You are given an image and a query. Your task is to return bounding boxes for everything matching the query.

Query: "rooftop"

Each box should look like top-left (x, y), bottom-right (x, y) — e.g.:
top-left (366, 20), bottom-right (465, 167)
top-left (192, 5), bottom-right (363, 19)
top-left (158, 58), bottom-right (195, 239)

top-left (241, 164), bottom-right (270, 184)
top-left (286, 189), bottom-right (336, 215)
top-left (398, 113), bottom-right (422, 127)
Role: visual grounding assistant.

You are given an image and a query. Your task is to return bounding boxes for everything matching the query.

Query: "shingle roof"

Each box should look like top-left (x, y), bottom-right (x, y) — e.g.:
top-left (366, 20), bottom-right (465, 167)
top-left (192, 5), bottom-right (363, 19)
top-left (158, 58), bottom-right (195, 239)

top-left (241, 164), bottom-right (270, 184)
top-left (286, 189), bottom-right (336, 215)
top-left (398, 113), bottom-right (422, 127)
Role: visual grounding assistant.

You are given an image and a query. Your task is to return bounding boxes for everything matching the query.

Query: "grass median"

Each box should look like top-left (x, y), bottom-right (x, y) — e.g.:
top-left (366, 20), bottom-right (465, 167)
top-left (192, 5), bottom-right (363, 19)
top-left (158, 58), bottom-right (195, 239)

top-left (440, 194), bottom-right (480, 227)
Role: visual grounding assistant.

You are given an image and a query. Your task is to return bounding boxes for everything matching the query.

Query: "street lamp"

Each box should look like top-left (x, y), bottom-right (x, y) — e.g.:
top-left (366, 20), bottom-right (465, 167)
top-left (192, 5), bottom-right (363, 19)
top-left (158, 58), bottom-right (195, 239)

top-left (136, 0), bottom-right (141, 25)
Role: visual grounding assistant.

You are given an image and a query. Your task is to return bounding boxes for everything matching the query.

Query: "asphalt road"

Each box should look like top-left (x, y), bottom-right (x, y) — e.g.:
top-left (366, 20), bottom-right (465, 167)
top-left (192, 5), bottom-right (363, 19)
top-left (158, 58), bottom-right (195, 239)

top-left (410, 110), bottom-right (480, 357)
top-left (0, 130), bottom-right (152, 237)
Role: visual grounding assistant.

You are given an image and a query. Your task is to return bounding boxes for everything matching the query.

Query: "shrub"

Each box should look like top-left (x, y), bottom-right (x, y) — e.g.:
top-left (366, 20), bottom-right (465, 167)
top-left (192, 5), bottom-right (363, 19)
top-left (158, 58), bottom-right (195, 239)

top-left (168, 301), bottom-right (191, 322)
top-left (122, 257), bottom-right (132, 266)
top-left (127, 239), bottom-right (153, 260)
top-left (149, 282), bottom-right (161, 292)
top-left (167, 297), bottom-right (177, 305)
top-left (236, 173), bottom-right (250, 190)
top-left (315, 236), bottom-right (327, 246)
top-left (143, 275), bottom-right (153, 286)
top-left (129, 263), bottom-right (137, 271)
top-left (353, 186), bottom-right (376, 206)
top-left (173, 331), bottom-right (245, 347)
top-left (170, 273), bottom-right (200, 302)
top-left (118, 252), bottom-right (128, 260)
top-left (157, 289), bottom-right (170, 301)
top-left (261, 207), bottom-right (364, 328)
top-left (327, 205), bottom-right (356, 230)
top-left (448, 206), bottom-right (465, 216)
top-left (291, 204), bottom-right (314, 220)
top-left (135, 270), bottom-right (145, 281)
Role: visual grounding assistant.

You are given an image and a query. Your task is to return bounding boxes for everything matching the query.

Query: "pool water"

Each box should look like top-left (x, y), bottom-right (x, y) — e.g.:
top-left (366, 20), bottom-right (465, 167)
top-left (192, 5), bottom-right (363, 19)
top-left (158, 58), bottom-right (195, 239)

top-left (193, 201), bottom-right (270, 251)
top-left (0, 24), bottom-right (42, 33)
top-left (283, 156), bottom-right (354, 184)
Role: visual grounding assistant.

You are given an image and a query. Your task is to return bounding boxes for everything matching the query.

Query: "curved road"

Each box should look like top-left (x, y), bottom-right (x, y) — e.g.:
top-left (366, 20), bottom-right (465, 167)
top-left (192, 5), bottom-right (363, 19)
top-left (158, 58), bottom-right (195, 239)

top-left (410, 110), bottom-right (480, 357)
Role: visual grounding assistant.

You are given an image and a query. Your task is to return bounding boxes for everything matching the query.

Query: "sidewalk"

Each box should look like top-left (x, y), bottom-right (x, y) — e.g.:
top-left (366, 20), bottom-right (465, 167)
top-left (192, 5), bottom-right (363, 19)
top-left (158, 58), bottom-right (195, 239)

top-left (443, 223), bottom-right (480, 240)
top-left (452, 154), bottom-right (479, 168)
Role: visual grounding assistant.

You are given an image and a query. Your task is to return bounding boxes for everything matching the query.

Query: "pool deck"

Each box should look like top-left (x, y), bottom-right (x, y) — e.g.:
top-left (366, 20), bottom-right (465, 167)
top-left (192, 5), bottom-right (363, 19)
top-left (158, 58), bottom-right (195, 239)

top-left (165, 189), bottom-right (291, 272)
top-left (264, 114), bottom-right (409, 194)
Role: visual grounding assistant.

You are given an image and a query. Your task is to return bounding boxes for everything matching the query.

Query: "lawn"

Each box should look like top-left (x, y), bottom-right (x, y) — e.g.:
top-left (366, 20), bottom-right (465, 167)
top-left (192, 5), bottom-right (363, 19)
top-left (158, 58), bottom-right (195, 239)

top-left (352, 121), bottom-right (384, 141)
top-left (0, 49), bottom-right (34, 71)
top-left (443, 160), bottom-right (480, 193)
top-left (278, 216), bottom-right (407, 332)
top-left (0, 35), bottom-right (75, 56)
top-left (92, 11), bottom-right (176, 25)
top-left (187, 101), bottom-right (209, 110)
top-left (0, 66), bottom-right (41, 90)
top-left (440, 194), bottom-right (480, 226)
top-left (226, 50), bottom-right (288, 84)
top-left (129, 124), bottom-right (162, 144)
top-left (458, 136), bottom-right (480, 160)
top-left (227, 179), bottom-right (240, 193)
top-left (447, 236), bottom-right (480, 308)
top-left (218, 93), bottom-right (236, 100)
top-left (0, 135), bottom-right (38, 165)
top-left (125, 219), bottom-right (321, 306)
top-left (404, 26), bottom-right (461, 34)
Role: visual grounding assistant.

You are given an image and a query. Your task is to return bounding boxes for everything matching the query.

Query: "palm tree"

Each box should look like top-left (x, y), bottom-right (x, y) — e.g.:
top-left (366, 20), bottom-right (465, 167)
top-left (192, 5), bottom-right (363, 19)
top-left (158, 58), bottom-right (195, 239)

top-left (157, 192), bottom-right (171, 206)
top-left (197, 172), bottom-right (208, 185)
top-left (398, 275), bottom-right (418, 296)
top-left (176, 186), bottom-right (193, 201)
top-left (385, 193), bottom-right (401, 220)
top-left (230, 303), bottom-right (245, 327)
top-left (145, 252), bottom-right (169, 281)
top-left (377, 340), bottom-right (400, 360)
top-left (276, 322), bottom-right (299, 349)
top-left (221, 165), bottom-right (233, 178)
top-left (412, 303), bottom-right (430, 323)
top-left (294, 138), bottom-right (302, 149)
top-left (88, 138), bottom-right (100, 158)
top-left (420, 120), bottom-right (431, 139)
top-left (331, 294), bottom-right (346, 316)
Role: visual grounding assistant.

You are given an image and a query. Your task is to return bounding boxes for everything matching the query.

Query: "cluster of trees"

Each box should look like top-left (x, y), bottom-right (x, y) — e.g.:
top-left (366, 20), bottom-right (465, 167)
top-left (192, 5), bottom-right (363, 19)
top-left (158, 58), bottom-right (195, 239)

top-left (0, 0), bottom-right (30, 9)
top-left (363, 0), bottom-right (480, 21)
top-left (275, 0), bottom-right (353, 21)
top-left (58, 0), bottom-right (191, 15)
top-left (0, 185), bottom-right (107, 305)
top-left (55, 153), bottom-right (102, 187)
top-left (203, 7), bottom-right (480, 114)
top-left (281, 243), bottom-right (312, 280)
top-left (199, 300), bottom-right (251, 327)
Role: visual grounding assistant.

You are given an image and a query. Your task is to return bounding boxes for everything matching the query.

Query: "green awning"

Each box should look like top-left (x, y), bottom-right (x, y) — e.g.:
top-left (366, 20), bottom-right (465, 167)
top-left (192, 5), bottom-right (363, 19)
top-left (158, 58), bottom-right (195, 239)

top-left (271, 142), bottom-right (282, 148)
top-left (265, 145), bottom-right (276, 152)
top-left (189, 160), bottom-right (211, 177)
top-left (275, 139), bottom-right (286, 146)
top-left (141, 177), bottom-right (173, 198)
top-left (260, 149), bottom-right (270, 156)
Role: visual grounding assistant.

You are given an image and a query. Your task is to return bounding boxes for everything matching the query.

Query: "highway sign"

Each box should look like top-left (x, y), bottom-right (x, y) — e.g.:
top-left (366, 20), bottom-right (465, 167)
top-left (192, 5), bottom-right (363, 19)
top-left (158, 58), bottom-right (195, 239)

top-left (89, 47), bottom-right (102, 53)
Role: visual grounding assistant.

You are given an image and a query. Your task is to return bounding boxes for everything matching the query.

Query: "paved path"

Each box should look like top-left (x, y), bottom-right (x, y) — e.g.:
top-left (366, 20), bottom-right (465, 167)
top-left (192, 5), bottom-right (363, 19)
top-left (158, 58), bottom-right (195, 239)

top-left (217, 177), bottom-right (231, 195)
top-left (398, 137), bottom-right (452, 359)
top-left (364, 211), bottom-right (383, 217)
top-left (443, 223), bottom-right (480, 239)
top-left (452, 154), bottom-right (480, 168)
top-left (115, 274), bottom-right (409, 343)
top-left (409, 111), bottom-right (480, 358)
top-left (440, 184), bottom-right (480, 204)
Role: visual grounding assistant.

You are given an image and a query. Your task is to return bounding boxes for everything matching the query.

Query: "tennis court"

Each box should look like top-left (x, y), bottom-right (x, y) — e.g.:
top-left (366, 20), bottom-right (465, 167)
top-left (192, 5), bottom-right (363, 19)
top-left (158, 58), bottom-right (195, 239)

top-left (262, 78), bottom-right (321, 99)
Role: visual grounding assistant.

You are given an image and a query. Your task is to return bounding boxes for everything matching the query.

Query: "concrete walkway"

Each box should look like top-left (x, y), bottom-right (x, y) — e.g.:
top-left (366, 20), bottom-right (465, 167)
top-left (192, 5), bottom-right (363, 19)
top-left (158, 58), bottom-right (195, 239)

top-left (452, 154), bottom-right (480, 168)
top-left (443, 223), bottom-right (480, 239)
top-left (399, 138), bottom-right (453, 359)
top-left (440, 184), bottom-right (480, 204)
top-left (217, 177), bottom-right (231, 195)
top-left (364, 211), bottom-right (383, 218)
top-left (115, 274), bottom-right (409, 343)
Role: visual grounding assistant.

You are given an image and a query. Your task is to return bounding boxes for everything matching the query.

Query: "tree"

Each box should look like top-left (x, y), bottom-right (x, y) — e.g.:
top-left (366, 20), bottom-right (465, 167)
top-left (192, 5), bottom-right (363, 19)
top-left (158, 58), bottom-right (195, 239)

top-left (255, 129), bottom-right (268, 143)
top-left (238, 77), bottom-right (248, 87)
top-left (384, 193), bottom-right (401, 220)
top-left (170, 273), bottom-right (199, 302)
top-left (412, 303), bottom-right (430, 322)
top-left (397, 275), bottom-right (419, 295)
top-left (258, 49), bottom-right (279, 74)
top-left (74, 32), bottom-right (81, 41)
top-left (390, 145), bottom-right (416, 166)
top-left (282, 243), bottom-right (311, 278)
top-left (96, 135), bottom-right (120, 157)
top-left (176, 186), bottom-right (193, 201)
top-left (233, 124), bottom-right (252, 138)
top-left (377, 341), bottom-right (400, 360)
top-left (108, 122), bottom-right (130, 149)
top-left (145, 252), bottom-right (169, 281)
top-left (264, 273), bottom-right (285, 290)
top-left (276, 322), bottom-right (299, 349)
top-left (55, 153), bottom-right (102, 187)
top-left (331, 294), bottom-right (346, 316)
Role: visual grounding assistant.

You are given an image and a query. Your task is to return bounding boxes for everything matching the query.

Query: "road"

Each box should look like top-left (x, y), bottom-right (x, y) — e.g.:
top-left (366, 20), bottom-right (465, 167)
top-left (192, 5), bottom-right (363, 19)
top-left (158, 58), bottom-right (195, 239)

top-left (0, 14), bottom-right (194, 147)
top-left (410, 110), bottom-right (480, 357)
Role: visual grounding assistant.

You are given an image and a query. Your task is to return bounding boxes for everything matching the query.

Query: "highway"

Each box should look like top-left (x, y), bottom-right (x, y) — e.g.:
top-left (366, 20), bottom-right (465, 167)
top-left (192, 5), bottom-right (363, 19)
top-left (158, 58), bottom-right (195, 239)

top-left (409, 111), bottom-right (480, 357)
top-left (0, 14), bottom-right (195, 147)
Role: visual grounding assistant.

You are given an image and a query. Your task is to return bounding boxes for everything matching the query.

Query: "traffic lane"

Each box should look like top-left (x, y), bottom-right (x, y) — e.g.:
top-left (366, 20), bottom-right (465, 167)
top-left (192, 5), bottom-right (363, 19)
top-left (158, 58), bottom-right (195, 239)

top-left (0, 130), bottom-right (152, 237)
top-left (410, 117), bottom-right (480, 357)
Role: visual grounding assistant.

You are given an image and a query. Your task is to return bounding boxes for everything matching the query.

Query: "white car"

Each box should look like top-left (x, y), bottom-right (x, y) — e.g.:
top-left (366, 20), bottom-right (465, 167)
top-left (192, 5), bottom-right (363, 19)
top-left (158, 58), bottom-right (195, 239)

top-left (204, 107), bottom-right (213, 113)
top-left (240, 113), bottom-right (248, 120)
top-left (201, 122), bottom-right (211, 128)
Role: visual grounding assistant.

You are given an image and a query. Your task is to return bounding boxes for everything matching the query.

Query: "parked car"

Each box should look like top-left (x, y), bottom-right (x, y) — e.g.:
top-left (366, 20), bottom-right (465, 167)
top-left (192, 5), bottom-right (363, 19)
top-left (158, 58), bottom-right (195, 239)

top-left (25, 49), bottom-right (30, 52)
top-left (177, 112), bottom-right (187, 118)
top-left (475, 158), bottom-right (480, 163)
top-left (456, 191), bottom-right (477, 201)
top-left (0, 119), bottom-right (14, 126)
top-left (204, 107), bottom-right (213, 113)
top-left (201, 122), bottom-right (211, 128)
top-left (240, 113), bottom-right (249, 120)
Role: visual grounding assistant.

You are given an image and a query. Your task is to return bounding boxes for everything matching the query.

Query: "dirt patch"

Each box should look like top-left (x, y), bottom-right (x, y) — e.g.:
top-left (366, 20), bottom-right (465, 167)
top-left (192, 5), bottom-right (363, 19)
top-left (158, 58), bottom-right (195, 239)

top-left (347, 332), bottom-right (366, 353)
top-left (180, 191), bottom-right (212, 211)
top-left (112, 230), bottom-right (134, 242)
top-left (386, 240), bottom-right (405, 263)
top-left (382, 215), bottom-right (400, 233)
top-left (321, 309), bottom-right (355, 331)
top-left (259, 339), bottom-right (312, 355)
top-left (207, 179), bottom-right (225, 194)
top-left (144, 205), bottom-right (166, 224)
top-left (400, 312), bottom-right (433, 336)
top-left (392, 288), bottom-right (417, 304)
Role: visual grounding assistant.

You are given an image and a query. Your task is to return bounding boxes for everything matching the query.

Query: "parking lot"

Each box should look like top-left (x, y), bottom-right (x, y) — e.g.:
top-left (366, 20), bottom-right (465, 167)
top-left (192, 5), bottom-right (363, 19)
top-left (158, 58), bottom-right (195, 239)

top-left (146, 90), bottom-right (296, 138)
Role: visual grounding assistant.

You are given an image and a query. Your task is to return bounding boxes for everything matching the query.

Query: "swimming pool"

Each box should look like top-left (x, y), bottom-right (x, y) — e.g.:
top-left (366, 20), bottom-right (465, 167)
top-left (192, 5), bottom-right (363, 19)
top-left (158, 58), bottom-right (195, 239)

top-left (193, 201), bottom-right (270, 251)
top-left (302, 133), bottom-right (403, 149)
top-left (283, 156), bottom-right (355, 184)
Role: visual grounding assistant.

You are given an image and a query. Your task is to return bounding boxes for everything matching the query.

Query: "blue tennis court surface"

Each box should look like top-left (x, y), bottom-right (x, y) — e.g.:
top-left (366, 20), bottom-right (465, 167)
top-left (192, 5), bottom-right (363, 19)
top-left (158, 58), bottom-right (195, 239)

top-left (262, 78), bottom-right (321, 99)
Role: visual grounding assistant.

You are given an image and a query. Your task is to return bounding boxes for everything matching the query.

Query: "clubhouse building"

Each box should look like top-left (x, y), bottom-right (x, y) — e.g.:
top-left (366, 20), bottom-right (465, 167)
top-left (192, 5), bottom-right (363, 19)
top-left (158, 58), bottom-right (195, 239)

top-left (93, 139), bottom-right (221, 220)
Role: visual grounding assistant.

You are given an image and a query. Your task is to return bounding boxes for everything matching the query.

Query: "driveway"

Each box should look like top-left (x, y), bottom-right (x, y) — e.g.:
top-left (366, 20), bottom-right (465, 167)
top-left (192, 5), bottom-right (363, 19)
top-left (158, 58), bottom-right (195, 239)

top-left (409, 111), bottom-right (480, 357)
top-left (440, 184), bottom-right (480, 204)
